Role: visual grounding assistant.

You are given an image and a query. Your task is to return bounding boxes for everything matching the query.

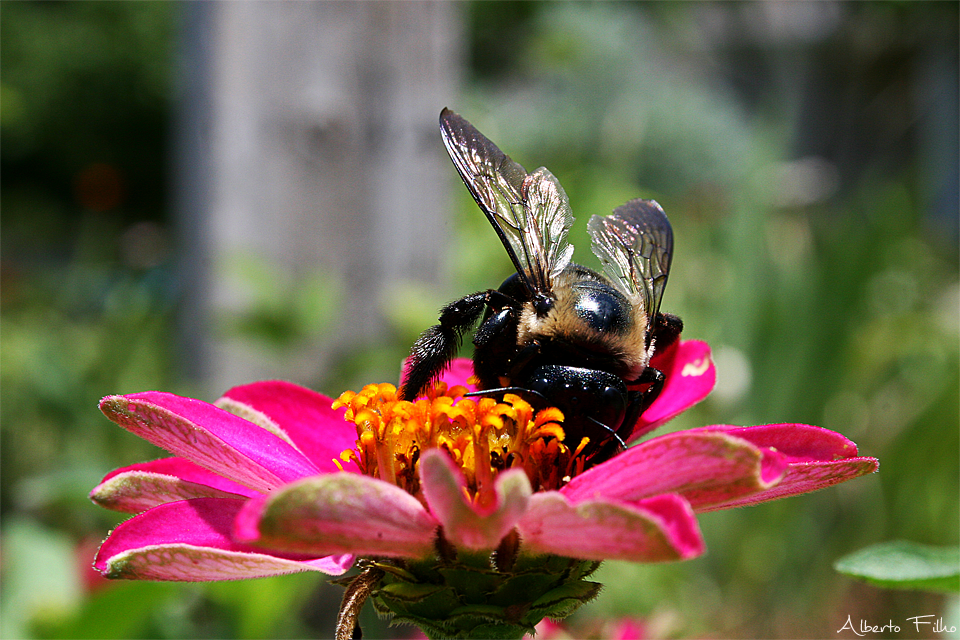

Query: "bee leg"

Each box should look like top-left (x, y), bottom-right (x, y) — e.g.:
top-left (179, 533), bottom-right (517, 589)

top-left (652, 313), bottom-right (683, 350)
top-left (587, 367), bottom-right (665, 467)
top-left (471, 295), bottom-right (526, 389)
top-left (583, 420), bottom-right (626, 466)
top-left (636, 366), bottom-right (666, 414)
top-left (617, 366), bottom-right (665, 438)
top-left (472, 307), bottom-right (515, 348)
top-left (399, 291), bottom-right (493, 400)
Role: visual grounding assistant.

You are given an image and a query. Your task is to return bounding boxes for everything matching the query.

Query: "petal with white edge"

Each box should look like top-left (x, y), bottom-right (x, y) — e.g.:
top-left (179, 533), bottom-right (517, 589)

top-left (95, 498), bottom-right (352, 580)
top-left (561, 430), bottom-right (787, 510)
top-left (517, 492), bottom-right (704, 562)
top-left (234, 473), bottom-right (439, 559)
top-left (100, 393), bottom-right (321, 492)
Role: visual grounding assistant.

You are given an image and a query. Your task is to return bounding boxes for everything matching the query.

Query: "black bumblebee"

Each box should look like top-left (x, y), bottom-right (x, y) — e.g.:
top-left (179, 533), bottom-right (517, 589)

top-left (400, 108), bottom-right (682, 462)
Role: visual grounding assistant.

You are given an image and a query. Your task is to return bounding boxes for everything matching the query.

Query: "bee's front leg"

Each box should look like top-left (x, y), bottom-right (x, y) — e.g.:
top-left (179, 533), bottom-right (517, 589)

top-left (399, 291), bottom-right (494, 400)
top-left (470, 292), bottom-right (528, 390)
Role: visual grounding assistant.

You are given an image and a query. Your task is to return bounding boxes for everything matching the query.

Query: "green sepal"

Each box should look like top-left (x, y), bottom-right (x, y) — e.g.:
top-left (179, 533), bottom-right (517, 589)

top-left (367, 555), bottom-right (603, 639)
top-left (389, 612), bottom-right (532, 640)
top-left (528, 579), bottom-right (603, 620)
top-left (378, 581), bottom-right (448, 603)
top-left (487, 569), bottom-right (571, 607)
top-left (437, 566), bottom-right (503, 602)
top-left (377, 582), bottom-right (462, 619)
top-left (393, 607), bottom-right (535, 640)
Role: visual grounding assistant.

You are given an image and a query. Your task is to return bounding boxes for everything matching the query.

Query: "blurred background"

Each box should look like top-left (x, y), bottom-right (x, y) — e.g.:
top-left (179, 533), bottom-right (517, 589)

top-left (2, 2), bottom-right (957, 638)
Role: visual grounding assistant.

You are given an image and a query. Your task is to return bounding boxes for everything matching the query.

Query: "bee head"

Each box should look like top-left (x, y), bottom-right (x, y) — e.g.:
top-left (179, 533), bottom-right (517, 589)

top-left (533, 292), bottom-right (555, 317)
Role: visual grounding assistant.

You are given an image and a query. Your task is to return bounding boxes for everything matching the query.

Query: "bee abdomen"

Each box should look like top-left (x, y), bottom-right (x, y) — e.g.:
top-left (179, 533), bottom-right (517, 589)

top-left (526, 364), bottom-right (629, 439)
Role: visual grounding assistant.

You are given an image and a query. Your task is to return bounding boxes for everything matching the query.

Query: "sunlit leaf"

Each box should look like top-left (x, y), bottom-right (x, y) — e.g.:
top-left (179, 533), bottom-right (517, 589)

top-left (835, 541), bottom-right (960, 593)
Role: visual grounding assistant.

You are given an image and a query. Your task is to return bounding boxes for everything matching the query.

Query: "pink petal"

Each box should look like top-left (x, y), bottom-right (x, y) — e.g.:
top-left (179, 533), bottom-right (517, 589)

top-left (100, 393), bottom-right (321, 492)
top-left (95, 498), bottom-right (352, 580)
top-left (699, 423), bottom-right (863, 462)
top-left (234, 473), bottom-right (439, 559)
top-left (439, 358), bottom-right (479, 391)
top-left (92, 458), bottom-right (258, 513)
top-left (517, 492), bottom-right (704, 562)
top-left (561, 430), bottom-right (787, 511)
top-left (692, 424), bottom-right (880, 511)
top-left (419, 449), bottom-right (531, 550)
top-left (101, 457), bottom-right (259, 493)
top-left (216, 380), bottom-right (358, 472)
top-left (628, 339), bottom-right (716, 441)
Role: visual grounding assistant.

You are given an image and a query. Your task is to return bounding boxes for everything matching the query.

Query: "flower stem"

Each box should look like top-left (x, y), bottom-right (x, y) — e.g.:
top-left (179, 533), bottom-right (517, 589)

top-left (335, 564), bottom-right (385, 640)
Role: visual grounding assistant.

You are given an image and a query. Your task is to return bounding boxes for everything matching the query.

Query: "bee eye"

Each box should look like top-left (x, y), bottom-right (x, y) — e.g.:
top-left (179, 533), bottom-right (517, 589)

top-left (573, 284), bottom-right (628, 334)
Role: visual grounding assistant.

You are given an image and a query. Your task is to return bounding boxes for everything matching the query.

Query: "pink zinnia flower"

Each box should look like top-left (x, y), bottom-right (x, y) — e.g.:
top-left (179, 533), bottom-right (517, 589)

top-left (91, 340), bottom-right (878, 638)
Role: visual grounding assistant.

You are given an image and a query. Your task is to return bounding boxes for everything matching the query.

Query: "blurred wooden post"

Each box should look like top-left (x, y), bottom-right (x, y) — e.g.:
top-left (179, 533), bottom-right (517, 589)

top-left (915, 18), bottom-right (960, 242)
top-left (175, 2), bottom-right (461, 395)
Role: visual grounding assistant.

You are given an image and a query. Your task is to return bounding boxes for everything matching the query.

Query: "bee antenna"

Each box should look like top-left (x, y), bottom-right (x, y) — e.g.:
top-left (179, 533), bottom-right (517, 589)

top-left (464, 387), bottom-right (549, 404)
top-left (586, 416), bottom-right (626, 449)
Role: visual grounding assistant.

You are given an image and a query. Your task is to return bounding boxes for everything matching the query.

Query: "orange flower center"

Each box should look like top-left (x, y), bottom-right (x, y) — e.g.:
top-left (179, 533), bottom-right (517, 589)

top-left (333, 382), bottom-right (592, 506)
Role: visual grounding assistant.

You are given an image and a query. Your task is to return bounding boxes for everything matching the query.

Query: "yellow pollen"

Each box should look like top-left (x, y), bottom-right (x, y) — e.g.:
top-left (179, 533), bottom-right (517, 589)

top-left (333, 381), bottom-right (589, 499)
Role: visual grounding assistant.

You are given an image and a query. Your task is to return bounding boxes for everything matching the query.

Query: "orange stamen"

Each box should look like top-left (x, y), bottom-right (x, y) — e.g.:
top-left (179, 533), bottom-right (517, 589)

top-left (334, 381), bottom-right (593, 499)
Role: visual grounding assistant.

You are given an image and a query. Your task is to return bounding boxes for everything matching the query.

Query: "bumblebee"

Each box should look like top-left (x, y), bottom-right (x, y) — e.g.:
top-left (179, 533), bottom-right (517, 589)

top-left (400, 108), bottom-right (682, 461)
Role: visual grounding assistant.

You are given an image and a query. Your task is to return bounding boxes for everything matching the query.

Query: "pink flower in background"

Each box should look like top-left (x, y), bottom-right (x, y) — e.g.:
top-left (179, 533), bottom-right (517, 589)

top-left (90, 339), bottom-right (878, 637)
top-left (531, 616), bottom-right (648, 640)
top-left (76, 537), bottom-right (112, 594)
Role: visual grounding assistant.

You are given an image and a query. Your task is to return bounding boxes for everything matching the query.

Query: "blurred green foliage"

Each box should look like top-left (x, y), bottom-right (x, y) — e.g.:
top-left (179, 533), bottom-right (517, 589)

top-left (2, 2), bottom-right (957, 639)
top-left (0, 3), bottom-right (185, 638)
top-left (1, 2), bottom-right (177, 482)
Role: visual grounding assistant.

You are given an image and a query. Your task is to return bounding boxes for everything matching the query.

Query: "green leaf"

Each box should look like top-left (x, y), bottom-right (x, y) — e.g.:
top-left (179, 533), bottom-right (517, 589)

top-left (835, 541), bottom-right (959, 593)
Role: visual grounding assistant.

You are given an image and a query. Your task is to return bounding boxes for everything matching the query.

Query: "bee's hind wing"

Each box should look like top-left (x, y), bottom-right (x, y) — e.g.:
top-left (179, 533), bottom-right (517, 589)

top-left (587, 199), bottom-right (674, 335)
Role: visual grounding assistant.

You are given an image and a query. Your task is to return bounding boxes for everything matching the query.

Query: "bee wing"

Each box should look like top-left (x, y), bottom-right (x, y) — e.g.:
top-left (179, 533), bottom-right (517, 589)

top-left (440, 108), bottom-right (574, 295)
top-left (588, 199), bottom-right (674, 333)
